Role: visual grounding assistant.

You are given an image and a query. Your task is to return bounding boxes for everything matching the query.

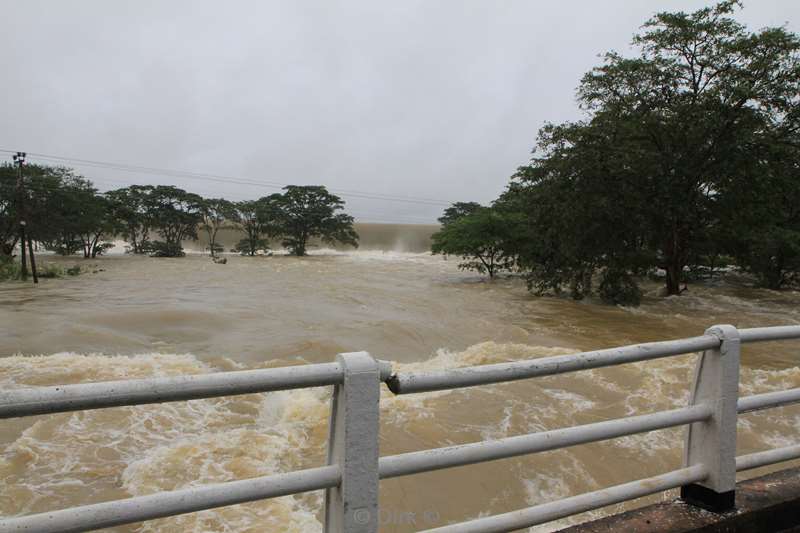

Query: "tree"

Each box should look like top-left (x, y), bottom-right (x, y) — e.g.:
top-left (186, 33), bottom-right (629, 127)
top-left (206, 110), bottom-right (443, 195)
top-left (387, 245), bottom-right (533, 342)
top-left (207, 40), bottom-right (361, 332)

top-left (14, 166), bottom-right (101, 257)
top-left (200, 198), bottom-right (234, 258)
top-left (146, 186), bottom-right (203, 257)
top-left (106, 186), bottom-right (155, 254)
top-left (271, 185), bottom-right (358, 256)
top-left (0, 164), bottom-right (20, 257)
top-left (510, 1), bottom-right (800, 300)
top-left (437, 202), bottom-right (482, 226)
top-left (51, 178), bottom-right (118, 258)
top-left (509, 122), bottom-right (653, 304)
top-left (79, 194), bottom-right (118, 258)
top-left (230, 198), bottom-right (279, 256)
top-left (432, 206), bottom-right (517, 279)
top-left (722, 140), bottom-right (800, 289)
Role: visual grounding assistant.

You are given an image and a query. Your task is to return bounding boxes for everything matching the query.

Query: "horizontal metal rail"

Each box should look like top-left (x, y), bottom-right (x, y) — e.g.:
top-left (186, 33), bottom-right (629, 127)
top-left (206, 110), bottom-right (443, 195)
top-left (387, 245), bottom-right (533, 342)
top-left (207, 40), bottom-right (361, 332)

top-left (739, 325), bottom-right (800, 343)
top-left (1, 325), bottom-right (798, 532)
top-left (387, 334), bottom-right (720, 395)
top-left (736, 444), bottom-right (800, 472)
top-left (0, 465), bottom-right (340, 533)
top-left (738, 387), bottom-right (800, 414)
top-left (378, 404), bottom-right (712, 479)
top-left (0, 361), bottom-right (392, 420)
top-left (421, 465), bottom-right (708, 533)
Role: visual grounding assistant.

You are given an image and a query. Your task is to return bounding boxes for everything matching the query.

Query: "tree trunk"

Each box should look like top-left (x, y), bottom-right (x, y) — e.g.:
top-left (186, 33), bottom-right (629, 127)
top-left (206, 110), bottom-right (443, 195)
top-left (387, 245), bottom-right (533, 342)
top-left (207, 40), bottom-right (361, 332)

top-left (665, 264), bottom-right (682, 295)
top-left (90, 234), bottom-right (101, 258)
top-left (766, 254), bottom-right (785, 290)
top-left (296, 233), bottom-right (307, 256)
top-left (664, 226), bottom-right (685, 296)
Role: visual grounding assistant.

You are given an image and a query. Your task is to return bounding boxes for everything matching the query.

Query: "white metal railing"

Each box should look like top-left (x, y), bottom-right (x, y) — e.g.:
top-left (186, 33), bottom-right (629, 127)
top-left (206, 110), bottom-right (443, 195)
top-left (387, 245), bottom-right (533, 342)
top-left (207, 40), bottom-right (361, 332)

top-left (0, 325), bottom-right (798, 533)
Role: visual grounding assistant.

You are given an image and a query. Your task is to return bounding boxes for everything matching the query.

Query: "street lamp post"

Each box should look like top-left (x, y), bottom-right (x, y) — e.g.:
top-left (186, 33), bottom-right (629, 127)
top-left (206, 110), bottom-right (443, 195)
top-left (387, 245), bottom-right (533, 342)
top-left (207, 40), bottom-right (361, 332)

top-left (12, 152), bottom-right (37, 284)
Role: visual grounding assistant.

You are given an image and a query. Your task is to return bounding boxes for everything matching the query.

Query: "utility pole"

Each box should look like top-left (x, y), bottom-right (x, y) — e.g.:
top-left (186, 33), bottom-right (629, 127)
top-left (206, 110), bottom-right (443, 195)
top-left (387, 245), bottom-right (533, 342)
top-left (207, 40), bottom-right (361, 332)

top-left (13, 152), bottom-right (37, 284)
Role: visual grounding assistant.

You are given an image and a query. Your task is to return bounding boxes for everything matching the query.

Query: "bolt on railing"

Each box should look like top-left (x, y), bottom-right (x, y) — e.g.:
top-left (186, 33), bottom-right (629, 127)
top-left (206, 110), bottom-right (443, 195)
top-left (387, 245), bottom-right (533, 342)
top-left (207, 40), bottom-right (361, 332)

top-left (0, 324), bottom-right (799, 533)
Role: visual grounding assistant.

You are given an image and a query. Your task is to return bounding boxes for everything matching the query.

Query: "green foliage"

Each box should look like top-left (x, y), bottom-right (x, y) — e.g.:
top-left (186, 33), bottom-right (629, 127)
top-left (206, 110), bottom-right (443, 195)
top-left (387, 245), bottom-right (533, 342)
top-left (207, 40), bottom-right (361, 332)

top-left (0, 255), bottom-right (81, 281)
top-left (437, 202), bottom-right (482, 226)
top-left (233, 237), bottom-right (270, 256)
top-left (37, 264), bottom-right (65, 279)
top-left (149, 241), bottom-right (186, 257)
top-left (0, 164), bottom-right (116, 259)
top-left (229, 198), bottom-right (279, 256)
top-left (598, 269), bottom-right (643, 306)
top-left (719, 142), bottom-right (800, 289)
top-left (2, 161), bottom-right (359, 264)
top-left (200, 198), bottom-right (235, 258)
top-left (270, 186), bottom-right (358, 256)
top-left (146, 186), bottom-right (203, 254)
top-left (0, 165), bottom-right (18, 257)
top-left (502, 1), bottom-right (800, 304)
top-left (106, 186), bottom-right (154, 254)
top-left (432, 206), bottom-right (517, 278)
top-left (0, 254), bottom-right (20, 281)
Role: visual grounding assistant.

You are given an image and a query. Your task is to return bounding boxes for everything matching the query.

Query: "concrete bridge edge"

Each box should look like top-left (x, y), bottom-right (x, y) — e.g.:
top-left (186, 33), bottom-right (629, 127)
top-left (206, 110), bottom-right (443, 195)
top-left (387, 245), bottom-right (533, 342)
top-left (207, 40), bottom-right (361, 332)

top-left (558, 466), bottom-right (800, 533)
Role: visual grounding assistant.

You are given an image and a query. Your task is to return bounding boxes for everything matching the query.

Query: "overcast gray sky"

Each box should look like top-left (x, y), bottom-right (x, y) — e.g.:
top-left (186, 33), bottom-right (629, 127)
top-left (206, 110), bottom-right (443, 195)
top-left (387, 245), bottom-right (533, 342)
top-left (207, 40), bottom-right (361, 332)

top-left (1, 1), bottom-right (798, 223)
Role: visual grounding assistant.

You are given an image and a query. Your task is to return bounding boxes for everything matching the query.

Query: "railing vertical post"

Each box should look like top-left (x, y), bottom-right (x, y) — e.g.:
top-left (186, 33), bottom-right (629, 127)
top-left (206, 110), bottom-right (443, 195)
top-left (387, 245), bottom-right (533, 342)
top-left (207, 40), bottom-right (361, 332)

top-left (681, 324), bottom-right (740, 512)
top-left (324, 352), bottom-right (381, 533)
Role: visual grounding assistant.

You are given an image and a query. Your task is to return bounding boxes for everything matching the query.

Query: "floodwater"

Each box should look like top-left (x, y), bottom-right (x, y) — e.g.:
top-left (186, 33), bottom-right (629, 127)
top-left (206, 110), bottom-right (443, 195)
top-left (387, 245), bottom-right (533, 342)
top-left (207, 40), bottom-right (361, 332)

top-left (1, 223), bottom-right (799, 532)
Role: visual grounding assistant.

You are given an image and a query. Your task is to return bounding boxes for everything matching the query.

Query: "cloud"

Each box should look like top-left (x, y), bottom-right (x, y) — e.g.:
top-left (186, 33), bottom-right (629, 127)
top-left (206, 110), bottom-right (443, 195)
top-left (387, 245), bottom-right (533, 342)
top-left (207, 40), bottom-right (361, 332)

top-left (1, 0), bottom-right (797, 222)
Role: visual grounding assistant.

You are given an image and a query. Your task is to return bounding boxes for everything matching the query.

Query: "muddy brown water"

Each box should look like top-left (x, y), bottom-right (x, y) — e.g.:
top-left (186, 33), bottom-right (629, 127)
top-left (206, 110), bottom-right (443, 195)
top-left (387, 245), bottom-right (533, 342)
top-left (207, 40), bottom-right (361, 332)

top-left (1, 224), bottom-right (799, 532)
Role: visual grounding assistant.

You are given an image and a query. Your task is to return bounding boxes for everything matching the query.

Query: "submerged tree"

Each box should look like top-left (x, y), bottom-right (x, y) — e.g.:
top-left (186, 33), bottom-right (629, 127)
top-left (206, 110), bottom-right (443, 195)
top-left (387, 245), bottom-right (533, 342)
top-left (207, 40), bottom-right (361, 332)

top-left (432, 206), bottom-right (517, 279)
top-left (74, 185), bottom-right (117, 258)
top-left (230, 198), bottom-right (278, 255)
top-left (200, 198), bottom-right (234, 257)
top-left (106, 186), bottom-right (155, 254)
top-left (271, 185), bottom-right (358, 256)
top-left (722, 140), bottom-right (800, 289)
top-left (146, 186), bottom-right (203, 257)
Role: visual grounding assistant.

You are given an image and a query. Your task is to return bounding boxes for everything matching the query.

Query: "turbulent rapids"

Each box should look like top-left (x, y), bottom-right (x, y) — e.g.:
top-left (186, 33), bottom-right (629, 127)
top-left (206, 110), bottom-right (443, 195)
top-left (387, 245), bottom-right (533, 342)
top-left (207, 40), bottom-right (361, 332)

top-left (1, 225), bottom-right (800, 532)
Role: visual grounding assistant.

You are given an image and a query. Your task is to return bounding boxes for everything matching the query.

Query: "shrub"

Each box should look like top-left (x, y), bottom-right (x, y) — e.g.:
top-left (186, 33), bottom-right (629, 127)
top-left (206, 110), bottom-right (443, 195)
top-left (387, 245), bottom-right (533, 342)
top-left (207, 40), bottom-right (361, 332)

top-left (149, 241), bottom-right (185, 257)
top-left (598, 268), bottom-right (642, 306)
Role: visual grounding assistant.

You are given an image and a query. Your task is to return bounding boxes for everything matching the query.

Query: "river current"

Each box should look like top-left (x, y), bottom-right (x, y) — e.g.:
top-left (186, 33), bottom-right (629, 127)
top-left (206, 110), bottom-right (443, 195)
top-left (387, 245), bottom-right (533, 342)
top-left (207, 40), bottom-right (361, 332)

top-left (1, 223), bottom-right (799, 531)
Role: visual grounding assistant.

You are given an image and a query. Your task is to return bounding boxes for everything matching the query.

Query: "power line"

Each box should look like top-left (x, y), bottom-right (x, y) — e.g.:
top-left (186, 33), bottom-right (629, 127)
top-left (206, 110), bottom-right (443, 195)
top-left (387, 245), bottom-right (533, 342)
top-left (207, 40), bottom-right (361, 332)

top-left (0, 149), bottom-right (454, 208)
top-left (78, 176), bottom-right (439, 225)
top-left (77, 171), bottom-right (436, 222)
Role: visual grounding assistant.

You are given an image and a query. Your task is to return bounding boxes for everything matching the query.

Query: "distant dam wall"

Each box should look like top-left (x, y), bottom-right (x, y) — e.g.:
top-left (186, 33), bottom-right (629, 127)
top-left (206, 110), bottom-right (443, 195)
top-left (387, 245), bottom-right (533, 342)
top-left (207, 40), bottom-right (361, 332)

top-left (186, 222), bottom-right (439, 254)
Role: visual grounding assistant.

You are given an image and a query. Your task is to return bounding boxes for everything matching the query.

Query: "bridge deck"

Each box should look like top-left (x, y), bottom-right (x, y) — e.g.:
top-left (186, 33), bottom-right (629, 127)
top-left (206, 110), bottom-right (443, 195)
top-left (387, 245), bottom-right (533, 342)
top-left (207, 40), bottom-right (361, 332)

top-left (560, 466), bottom-right (800, 533)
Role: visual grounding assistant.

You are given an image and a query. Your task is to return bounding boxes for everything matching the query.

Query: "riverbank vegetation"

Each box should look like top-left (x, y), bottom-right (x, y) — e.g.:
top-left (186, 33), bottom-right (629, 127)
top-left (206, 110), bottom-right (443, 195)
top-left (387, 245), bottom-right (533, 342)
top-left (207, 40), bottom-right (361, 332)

top-left (0, 254), bottom-right (82, 281)
top-left (0, 165), bottom-right (359, 264)
top-left (433, 2), bottom-right (800, 304)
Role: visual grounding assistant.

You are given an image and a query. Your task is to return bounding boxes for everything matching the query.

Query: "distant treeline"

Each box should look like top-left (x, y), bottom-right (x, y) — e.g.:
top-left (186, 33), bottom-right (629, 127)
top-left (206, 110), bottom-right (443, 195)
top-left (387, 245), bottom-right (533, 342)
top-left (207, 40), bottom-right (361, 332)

top-left (432, 2), bottom-right (800, 304)
top-left (0, 166), bottom-right (358, 259)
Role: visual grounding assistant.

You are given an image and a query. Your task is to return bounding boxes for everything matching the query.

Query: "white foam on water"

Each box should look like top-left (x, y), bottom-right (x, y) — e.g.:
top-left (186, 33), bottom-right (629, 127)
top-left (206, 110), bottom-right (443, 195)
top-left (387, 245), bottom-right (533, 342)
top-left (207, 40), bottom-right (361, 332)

top-left (0, 353), bottom-right (329, 531)
top-left (2, 344), bottom-right (799, 532)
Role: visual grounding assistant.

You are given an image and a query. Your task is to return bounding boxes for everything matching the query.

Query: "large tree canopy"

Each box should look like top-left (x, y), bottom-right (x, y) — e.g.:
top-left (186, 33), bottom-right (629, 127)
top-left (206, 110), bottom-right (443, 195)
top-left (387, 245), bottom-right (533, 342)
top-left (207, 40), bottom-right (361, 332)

top-left (432, 205), bottom-right (517, 279)
top-left (230, 197), bottom-right (282, 256)
top-left (199, 198), bottom-right (235, 257)
top-left (145, 186), bottom-right (204, 257)
top-left (506, 1), bottom-right (800, 301)
top-left (271, 185), bottom-right (358, 256)
top-left (1, 164), bottom-right (116, 259)
top-left (2, 165), bottom-right (361, 264)
top-left (106, 185), bottom-right (155, 255)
